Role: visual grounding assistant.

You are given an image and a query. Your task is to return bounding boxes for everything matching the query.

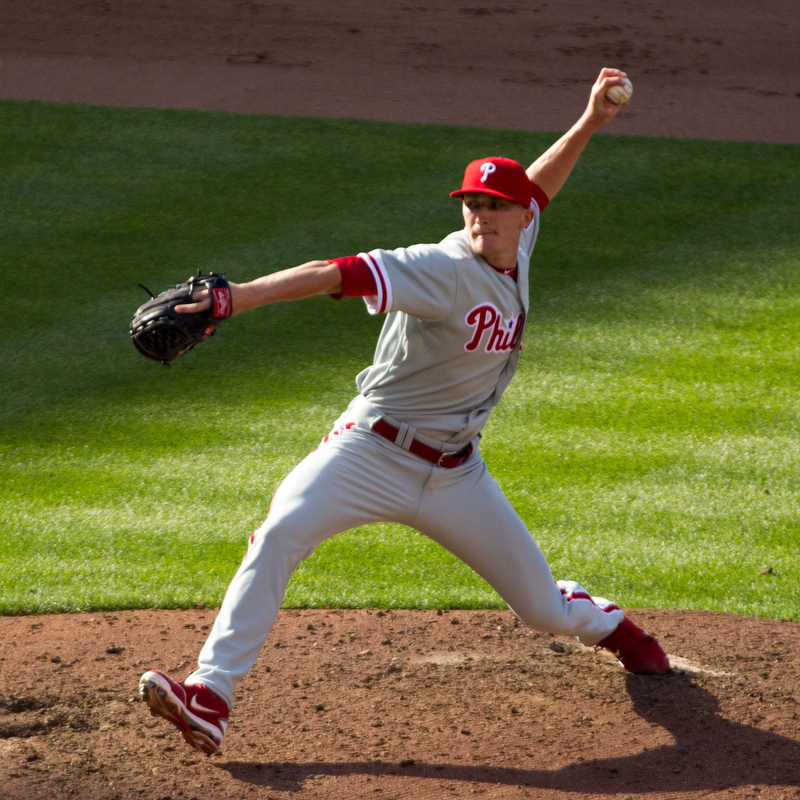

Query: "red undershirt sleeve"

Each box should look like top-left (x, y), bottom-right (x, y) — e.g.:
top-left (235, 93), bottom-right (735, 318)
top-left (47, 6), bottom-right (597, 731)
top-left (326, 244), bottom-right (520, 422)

top-left (530, 181), bottom-right (550, 213)
top-left (327, 256), bottom-right (378, 299)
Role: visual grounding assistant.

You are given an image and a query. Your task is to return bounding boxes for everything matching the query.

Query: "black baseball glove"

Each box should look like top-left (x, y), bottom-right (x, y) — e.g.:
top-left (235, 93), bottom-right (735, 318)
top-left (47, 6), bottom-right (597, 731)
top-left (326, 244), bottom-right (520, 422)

top-left (130, 272), bottom-right (233, 365)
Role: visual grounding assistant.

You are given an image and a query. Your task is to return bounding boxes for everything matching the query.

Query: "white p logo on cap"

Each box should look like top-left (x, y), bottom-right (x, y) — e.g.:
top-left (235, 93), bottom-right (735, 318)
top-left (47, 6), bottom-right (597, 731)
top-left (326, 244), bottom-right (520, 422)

top-left (479, 162), bottom-right (497, 183)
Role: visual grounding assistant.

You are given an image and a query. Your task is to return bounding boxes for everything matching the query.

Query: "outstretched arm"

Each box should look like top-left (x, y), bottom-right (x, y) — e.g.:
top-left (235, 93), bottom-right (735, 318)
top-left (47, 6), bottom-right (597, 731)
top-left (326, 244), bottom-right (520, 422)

top-left (527, 67), bottom-right (630, 201)
top-left (176, 260), bottom-right (343, 315)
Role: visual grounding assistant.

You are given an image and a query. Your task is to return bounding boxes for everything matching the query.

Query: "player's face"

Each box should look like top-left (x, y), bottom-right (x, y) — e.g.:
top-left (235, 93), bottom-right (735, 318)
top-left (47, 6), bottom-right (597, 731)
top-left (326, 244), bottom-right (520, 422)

top-left (461, 193), bottom-right (534, 269)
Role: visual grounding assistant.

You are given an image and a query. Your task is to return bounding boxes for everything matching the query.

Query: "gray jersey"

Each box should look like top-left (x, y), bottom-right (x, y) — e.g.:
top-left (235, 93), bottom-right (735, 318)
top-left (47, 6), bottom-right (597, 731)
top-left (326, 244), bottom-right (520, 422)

top-left (350, 207), bottom-right (541, 443)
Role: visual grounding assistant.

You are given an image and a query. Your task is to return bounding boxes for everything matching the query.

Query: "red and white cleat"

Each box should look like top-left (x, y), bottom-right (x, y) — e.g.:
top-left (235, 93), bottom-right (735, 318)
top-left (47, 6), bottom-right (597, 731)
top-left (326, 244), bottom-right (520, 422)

top-left (597, 618), bottom-right (671, 675)
top-left (139, 670), bottom-right (228, 755)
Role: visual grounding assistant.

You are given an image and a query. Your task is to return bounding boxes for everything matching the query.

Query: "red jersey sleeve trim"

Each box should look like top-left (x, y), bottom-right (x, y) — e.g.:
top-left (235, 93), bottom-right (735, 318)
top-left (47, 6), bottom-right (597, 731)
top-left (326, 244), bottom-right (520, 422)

top-left (361, 252), bottom-right (390, 314)
top-left (530, 181), bottom-right (550, 212)
top-left (329, 256), bottom-right (378, 298)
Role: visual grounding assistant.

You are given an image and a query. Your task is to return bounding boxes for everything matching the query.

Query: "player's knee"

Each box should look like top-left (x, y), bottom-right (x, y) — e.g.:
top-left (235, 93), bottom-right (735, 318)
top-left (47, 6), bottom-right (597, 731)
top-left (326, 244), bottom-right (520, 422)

top-left (510, 593), bottom-right (576, 635)
top-left (249, 512), bottom-right (330, 564)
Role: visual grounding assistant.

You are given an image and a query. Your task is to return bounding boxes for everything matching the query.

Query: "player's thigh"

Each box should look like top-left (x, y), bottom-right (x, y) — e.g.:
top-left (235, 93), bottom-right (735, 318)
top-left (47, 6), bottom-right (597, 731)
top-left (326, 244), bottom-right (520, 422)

top-left (413, 460), bottom-right (565, 624)
top-left (258, 428), bottom-right (423, 554)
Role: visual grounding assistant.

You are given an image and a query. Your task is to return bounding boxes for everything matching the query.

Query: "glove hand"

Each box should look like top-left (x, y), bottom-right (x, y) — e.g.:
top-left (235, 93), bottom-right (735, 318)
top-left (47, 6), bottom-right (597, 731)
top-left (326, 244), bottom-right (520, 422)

top-left (174, 287), bottom-right (211, 315)
top-left (130, 273), bottom-right (233, 365)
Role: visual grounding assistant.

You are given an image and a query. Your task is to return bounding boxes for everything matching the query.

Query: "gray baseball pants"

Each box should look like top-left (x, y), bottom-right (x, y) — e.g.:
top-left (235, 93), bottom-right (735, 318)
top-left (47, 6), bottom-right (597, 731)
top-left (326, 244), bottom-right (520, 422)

top-left (187, 425), bottom-right (622, 708)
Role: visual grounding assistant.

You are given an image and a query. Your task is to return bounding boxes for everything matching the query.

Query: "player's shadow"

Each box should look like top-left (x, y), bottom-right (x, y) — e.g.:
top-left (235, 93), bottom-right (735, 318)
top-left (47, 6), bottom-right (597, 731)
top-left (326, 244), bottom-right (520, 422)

top-left (217, 671), bottom-right (800, 793)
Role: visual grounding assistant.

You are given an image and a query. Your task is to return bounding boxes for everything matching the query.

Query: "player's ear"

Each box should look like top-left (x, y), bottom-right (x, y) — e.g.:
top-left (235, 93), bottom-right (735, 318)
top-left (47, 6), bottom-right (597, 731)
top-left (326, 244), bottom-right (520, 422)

top-left (521, 208), bottom-right (535, 229)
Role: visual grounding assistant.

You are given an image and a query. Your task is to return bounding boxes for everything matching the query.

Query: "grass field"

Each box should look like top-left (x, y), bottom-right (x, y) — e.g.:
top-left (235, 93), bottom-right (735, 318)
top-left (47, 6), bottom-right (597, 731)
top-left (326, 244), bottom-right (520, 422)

top-left (2, 99), bottom-right (798, 618)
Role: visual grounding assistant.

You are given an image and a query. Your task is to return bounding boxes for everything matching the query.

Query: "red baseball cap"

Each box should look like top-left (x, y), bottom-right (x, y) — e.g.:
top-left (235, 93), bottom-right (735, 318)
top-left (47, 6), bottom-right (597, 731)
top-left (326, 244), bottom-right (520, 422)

top-left (450, 157), bottom-right (533, 208)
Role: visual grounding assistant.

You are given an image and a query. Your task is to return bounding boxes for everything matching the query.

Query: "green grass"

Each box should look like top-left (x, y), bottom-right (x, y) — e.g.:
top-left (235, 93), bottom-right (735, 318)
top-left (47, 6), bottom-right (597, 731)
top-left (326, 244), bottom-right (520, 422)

top-left (2, 99), bottom-right (798, 618)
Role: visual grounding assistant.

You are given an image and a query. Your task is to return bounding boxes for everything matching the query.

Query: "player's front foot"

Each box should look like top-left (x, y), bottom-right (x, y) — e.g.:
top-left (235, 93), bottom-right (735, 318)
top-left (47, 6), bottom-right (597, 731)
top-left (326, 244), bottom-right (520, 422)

top-left (596, 618), bottom-right (671, 675)
top-left (139, 670), bottom-right (229, 755)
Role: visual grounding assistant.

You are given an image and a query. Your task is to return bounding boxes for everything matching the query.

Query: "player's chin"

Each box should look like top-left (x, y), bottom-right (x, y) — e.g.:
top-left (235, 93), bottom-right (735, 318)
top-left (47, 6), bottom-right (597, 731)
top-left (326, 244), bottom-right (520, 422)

top-left (469, 233), bottom-right (497, 254)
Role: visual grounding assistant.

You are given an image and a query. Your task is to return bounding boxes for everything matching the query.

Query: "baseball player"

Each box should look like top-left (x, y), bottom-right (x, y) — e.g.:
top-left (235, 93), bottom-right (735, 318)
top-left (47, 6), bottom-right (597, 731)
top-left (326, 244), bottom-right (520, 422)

top-left (140, 68), bottom-right (669, 756)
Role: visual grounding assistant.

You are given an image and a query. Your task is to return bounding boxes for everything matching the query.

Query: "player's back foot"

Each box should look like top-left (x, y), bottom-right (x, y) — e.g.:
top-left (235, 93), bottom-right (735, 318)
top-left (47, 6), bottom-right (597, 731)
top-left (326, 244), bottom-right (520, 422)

top-left (139, 670), bottom-right (228, 755)
top-left (596, 617), bottom-right (671, 675)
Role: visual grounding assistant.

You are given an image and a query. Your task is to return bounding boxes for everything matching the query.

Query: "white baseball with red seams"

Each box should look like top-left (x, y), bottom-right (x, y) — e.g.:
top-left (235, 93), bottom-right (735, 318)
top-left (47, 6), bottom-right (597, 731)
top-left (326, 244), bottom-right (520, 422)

top-left (607, 77), bottom-right (633, 105)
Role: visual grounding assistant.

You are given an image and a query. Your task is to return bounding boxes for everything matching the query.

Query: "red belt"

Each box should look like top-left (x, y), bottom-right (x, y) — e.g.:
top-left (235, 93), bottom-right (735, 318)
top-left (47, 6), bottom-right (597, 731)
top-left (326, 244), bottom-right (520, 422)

top-left (371, 418), bottom-right (474, 469)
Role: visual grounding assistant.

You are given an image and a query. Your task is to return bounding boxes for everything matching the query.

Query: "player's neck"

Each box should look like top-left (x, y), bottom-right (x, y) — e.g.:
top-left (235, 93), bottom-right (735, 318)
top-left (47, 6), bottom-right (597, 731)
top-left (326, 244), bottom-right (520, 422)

top-left (489, 263), bottom-right (518, 279)
top-left (474, 248), bottom-right (518, 271)
top-left (475, 244), bottom-right (520, 271)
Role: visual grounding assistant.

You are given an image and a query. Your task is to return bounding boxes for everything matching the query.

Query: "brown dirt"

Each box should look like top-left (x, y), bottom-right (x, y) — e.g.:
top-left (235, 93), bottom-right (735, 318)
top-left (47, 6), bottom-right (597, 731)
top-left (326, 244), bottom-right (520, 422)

top-left (2, 608), bottom-right (800, 800)
top-left (1, 2), bottom-right (799, 799)
top-left (0, 0), bottom-right (798, 141)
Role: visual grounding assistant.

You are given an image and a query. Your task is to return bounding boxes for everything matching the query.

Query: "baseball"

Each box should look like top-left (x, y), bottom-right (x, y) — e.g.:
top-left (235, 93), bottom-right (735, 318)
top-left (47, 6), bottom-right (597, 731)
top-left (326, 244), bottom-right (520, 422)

top-left (606, 77), bottom-right (633, 105)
